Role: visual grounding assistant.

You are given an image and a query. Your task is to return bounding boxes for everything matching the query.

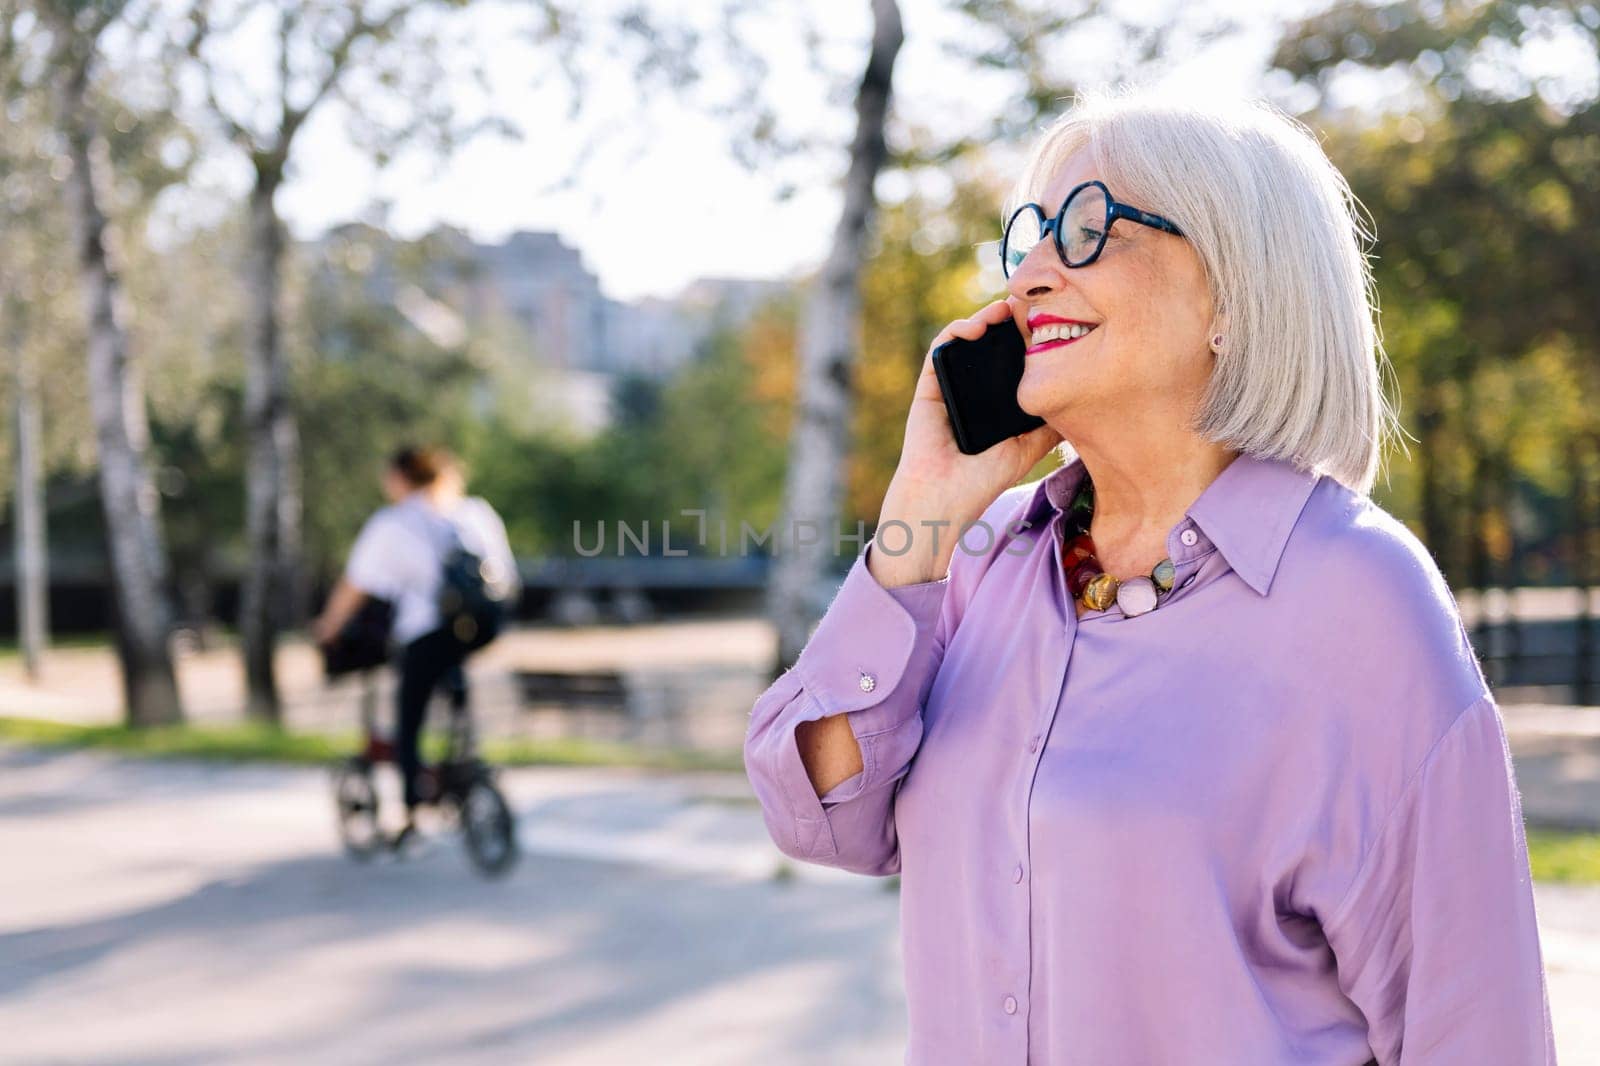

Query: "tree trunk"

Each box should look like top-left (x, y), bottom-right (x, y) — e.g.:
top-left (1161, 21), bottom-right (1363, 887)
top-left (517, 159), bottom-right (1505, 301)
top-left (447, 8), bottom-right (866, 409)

top-left (52, 43), bottom-right (183, 726)
top-left (1414, 395), bottom-right (1447, 569)
top-left (1574, 436), bottom-right (1595, 706)
top-left (239, 170), bottom-right (301, 722)
top-left (1498, 451), bottom-right (1522, 678)
top-left (12, 342), bottom-right (50, 681)
top-left (1465, 439), bottom-right (1491, 636)
top-left (768, 0), bottom-right (904, 673)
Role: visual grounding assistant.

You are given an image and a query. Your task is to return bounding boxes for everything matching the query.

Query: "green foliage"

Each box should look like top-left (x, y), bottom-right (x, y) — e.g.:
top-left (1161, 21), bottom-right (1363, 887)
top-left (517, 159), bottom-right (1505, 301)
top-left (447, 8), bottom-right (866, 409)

top-left (462, 427), bottom-right (633, 557)
top-left (851, 172), bottom-right (1057, 523)
top-left (150, 381), bottom-right (245, 613)
top-left (463, 303), bottom-right (797, 558)
top-left (653, 305), bottom-right (797, 540)
top-left (297, 258), bottom-right (482, 579)
top-left (1273, 0), bottom-right (1600, 588)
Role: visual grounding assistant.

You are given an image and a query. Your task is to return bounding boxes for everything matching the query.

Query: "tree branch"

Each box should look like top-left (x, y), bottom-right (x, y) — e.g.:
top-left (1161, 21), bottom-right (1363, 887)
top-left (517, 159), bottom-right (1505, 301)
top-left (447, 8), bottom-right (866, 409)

top-left (184, 0), bottom-right (257, 152)
top-left (279, 2), bottom-right (417, 153)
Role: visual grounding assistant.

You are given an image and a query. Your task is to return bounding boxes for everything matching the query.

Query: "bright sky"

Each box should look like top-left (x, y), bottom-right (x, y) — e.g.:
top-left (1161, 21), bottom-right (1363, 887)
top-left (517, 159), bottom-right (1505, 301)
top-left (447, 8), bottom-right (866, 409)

top-left (258, 0), bottom-right (1321, 303)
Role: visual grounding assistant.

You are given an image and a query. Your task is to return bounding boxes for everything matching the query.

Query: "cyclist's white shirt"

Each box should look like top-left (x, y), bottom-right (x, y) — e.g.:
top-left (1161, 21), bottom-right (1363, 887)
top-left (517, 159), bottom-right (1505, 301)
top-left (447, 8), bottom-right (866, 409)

top-left (344, 493), bottom-right (518, 646)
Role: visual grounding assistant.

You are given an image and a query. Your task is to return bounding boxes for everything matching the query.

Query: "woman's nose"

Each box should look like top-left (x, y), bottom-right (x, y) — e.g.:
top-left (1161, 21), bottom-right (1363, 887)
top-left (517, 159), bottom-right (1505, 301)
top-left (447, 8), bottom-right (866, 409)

top-left (1005, 241), bottom-right (1061, 300)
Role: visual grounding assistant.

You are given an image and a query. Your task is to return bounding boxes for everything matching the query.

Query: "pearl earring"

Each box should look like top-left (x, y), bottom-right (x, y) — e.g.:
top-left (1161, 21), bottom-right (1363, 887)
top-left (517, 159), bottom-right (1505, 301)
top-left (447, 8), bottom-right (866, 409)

top-left (1210, 333), bottom-right (1225, 351)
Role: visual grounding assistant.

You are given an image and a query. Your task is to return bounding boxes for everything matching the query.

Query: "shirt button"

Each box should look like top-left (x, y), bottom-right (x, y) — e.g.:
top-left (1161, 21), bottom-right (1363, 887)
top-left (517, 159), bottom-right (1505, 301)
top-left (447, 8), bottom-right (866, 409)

top-left (1028, 734), bottom-right (1040, 753)
top-left (1180, 528), bottom-right (1199, 547)
top-left (1013, 863), bottom-right (1024, 883)
top-left (858, 672), bottom-right (876, 693)
top-left (1003, 995), bottom-right (1018, 1015)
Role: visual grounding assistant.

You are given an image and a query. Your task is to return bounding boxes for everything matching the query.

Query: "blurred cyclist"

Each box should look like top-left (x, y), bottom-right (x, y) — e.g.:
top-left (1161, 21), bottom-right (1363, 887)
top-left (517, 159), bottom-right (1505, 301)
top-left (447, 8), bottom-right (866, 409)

top-left (313, 445), bottom-right (518, 849)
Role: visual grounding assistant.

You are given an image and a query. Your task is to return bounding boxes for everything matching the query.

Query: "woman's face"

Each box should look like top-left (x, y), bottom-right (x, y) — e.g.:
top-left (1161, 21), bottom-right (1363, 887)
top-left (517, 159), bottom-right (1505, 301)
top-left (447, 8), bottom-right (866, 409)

top-left (1006, 148), bottom-right (1216, 438)
top-left (381, 467), bottom-right (412, 503)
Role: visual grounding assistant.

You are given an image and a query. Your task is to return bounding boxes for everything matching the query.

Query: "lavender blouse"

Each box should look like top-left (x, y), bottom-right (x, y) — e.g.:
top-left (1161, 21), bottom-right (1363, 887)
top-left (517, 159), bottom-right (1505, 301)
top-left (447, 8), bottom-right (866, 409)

top-left (744, 450), bottom-right (1556, 1064)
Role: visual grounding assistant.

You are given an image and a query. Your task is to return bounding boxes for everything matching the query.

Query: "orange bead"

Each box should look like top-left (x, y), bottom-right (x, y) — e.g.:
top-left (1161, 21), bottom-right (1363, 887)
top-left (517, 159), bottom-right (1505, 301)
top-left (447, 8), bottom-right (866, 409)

top-left (1067, 559), bottom-right (1102, 599)
top-left (1064, 532), bottom-right (1096, 566)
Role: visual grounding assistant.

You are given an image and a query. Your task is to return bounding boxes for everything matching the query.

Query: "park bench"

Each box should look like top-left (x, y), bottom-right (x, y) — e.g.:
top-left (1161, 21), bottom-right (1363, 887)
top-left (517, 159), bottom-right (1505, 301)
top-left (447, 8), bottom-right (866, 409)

top-left (513, 669), bottom-right (631, 715)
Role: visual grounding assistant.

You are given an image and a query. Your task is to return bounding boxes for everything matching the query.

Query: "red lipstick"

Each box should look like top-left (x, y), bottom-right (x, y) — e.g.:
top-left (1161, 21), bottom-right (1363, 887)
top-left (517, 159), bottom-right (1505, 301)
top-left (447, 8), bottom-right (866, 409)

top-left (1025, 313), bottom-right (1099, 356)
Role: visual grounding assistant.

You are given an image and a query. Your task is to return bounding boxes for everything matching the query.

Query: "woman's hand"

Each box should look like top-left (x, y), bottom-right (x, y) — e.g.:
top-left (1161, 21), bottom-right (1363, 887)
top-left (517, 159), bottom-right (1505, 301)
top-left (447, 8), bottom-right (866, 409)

top-left (310, 611), bottom-right (342, 647)
top-left (311, 579), bottom-right (368, 647)
top-left (871, 298), bottom-right (1063, 587)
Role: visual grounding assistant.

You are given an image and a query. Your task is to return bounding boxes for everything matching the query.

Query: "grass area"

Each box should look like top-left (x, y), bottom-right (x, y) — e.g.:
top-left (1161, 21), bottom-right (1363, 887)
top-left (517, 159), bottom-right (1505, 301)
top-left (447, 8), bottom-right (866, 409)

top-left (0, 633), bottom-right (118, 660)
top-left (0, 716), bottom-right (744, 773)
top-left (1527, 828), bottom-right (1600, 884)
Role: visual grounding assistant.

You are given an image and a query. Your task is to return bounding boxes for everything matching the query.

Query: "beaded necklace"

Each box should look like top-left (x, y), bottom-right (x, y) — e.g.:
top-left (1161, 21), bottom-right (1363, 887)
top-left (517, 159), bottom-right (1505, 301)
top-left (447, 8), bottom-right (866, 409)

top-left (1060, 475), bottom-right (1176, 617)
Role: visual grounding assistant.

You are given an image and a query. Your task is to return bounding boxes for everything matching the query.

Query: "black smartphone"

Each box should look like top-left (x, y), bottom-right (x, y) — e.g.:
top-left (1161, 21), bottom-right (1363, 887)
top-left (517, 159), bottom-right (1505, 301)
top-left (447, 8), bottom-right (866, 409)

top-left (931, 317), bottom-right (1045, 455)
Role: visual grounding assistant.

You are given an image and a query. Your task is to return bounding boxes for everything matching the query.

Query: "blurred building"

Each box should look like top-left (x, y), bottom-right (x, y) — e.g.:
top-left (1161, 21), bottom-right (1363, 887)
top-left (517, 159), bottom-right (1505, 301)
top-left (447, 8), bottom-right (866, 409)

top-left (460, 231), bottom-right (785, 380)
top-left (463, 230), bottom-right (609, 374)
top-left (309, 226), bottom-right (786, 438)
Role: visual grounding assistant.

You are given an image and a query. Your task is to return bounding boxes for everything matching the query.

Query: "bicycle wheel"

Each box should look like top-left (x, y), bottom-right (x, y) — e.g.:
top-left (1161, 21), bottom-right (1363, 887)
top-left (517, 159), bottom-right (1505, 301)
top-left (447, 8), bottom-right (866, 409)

top-left (332, 757), bottom-right (383, 860)
top-left (460, 774), bottom-right (518, 877)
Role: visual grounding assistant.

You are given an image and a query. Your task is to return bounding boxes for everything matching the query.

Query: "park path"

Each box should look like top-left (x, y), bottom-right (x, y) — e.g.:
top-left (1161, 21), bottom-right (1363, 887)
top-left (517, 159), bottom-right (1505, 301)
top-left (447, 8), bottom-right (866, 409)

top-left (0, 745), bottom-right (903, 1066)
top-left (2, 745), bottom-right (1597, 1064)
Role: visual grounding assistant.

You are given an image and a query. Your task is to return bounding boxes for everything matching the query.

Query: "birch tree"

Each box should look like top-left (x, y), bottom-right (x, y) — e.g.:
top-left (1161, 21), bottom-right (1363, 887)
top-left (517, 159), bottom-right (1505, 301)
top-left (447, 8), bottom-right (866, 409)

top-left (27, 0), bottom-right (184, 724)
top-left (8, 315), bottom-right (49, 680)
top-left (763, 0), bottom-right (1231, 671)
top-left (182, 0), bottom-right (496, 721)
top-left (0, 41), bottom-right (47, 673)
top-left (2, 10), bottom-right (43, 680)
top-left (766, 0), bottom-right (904, 669)
top-left (183, 0), bottom-right (752, 718)
top-left (2, 9), bottom-right (84, 682)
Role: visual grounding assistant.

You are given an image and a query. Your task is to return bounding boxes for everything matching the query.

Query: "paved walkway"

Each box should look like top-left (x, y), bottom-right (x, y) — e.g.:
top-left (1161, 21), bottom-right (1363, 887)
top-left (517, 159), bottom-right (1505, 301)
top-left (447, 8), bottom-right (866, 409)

top-left (1498, 704), bottom-right (1600, 830)
top-left (0, 747), bottom-right (901, 1065)
top-left (2, 746), bottom-right (1595, 1064)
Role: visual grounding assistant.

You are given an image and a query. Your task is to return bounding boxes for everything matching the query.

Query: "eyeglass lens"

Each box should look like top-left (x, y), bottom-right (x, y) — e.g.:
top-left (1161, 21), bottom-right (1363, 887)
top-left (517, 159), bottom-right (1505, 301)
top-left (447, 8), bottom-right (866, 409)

top-left (1002, 183), bottom-right (1112, 276)
top-left (1003, 207), bottom-right (1043, 276)
top-left (1060, 184), bottom-right (1109, 266)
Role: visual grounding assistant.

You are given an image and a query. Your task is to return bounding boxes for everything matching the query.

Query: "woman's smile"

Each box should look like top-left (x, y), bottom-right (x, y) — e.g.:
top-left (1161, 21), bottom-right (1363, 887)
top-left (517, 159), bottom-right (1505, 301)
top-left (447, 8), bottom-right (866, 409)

top-left (1026, 313), bottom-right (1099, 356)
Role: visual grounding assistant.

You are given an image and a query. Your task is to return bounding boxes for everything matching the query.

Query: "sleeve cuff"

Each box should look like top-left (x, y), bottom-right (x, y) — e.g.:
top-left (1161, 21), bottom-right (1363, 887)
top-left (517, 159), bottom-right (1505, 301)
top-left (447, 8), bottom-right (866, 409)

top-left (782, 536), bottom-right (946, 816)
top-left (791, 539), bottom-right (945, 727)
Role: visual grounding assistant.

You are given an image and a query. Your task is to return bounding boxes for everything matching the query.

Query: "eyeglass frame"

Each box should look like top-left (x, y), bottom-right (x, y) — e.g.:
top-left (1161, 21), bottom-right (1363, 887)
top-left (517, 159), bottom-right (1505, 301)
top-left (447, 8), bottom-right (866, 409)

top-left (1000, 179), bottom-right (1185, 277)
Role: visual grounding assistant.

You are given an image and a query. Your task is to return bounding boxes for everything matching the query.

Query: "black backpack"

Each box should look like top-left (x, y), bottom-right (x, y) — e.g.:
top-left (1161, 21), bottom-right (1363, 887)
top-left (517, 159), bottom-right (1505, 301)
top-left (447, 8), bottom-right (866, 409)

top-left (432, 509), bottom-right (515, 655)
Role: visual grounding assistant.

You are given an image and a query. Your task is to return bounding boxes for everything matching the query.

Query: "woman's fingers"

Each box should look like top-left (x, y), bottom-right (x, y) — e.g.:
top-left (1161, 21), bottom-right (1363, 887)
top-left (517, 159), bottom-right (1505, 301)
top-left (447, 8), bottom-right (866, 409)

top-left (921, 299), bottom-right (1016, 376)
top-left (981, 297), bottom-right (1017, 322)
top-left (948, 300), bottom-right (1013, 338)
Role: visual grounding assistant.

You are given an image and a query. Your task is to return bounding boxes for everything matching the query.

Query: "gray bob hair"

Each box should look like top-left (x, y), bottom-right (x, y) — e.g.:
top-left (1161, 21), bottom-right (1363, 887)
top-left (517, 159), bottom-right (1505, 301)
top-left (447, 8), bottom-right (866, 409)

top-left (1007, 86), bottom-right (1404, 496)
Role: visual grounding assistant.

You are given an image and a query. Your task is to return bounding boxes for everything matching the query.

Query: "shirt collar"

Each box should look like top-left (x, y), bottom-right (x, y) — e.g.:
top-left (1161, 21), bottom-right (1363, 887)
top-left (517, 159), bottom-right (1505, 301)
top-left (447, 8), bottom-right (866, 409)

top-left (1012, 450), bottom-right (1322, 597)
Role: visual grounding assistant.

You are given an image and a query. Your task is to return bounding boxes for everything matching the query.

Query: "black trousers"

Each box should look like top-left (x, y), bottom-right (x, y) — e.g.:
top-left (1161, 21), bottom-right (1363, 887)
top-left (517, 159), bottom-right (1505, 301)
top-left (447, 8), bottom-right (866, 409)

top-left (395, 626), bottom-right (468, 809)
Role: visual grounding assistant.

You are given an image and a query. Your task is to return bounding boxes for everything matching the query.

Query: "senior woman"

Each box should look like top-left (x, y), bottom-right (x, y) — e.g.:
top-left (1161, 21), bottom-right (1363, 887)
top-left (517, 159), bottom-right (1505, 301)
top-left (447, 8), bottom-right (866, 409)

top-left (744, 89), bottom-right (1555, 1066)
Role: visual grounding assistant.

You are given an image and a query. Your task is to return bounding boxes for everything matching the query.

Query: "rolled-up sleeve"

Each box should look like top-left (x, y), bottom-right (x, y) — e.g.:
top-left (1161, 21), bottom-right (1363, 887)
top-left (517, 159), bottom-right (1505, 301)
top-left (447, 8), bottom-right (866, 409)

top-left (743, 536), bottom-right (948, 876)
top-left (1322, 692), bottom-right (1557, 1064)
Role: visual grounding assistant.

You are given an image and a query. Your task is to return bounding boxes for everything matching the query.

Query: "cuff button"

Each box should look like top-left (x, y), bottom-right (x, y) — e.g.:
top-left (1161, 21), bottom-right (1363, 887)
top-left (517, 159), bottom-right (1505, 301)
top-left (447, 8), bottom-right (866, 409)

top-left (858, 672), bottom-right (877, 693)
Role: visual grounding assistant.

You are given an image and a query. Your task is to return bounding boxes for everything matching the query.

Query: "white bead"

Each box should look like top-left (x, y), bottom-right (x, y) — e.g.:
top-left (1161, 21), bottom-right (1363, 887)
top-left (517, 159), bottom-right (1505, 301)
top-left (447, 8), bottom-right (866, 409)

top-left (1117, 576), bottom-right (1159, 616)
